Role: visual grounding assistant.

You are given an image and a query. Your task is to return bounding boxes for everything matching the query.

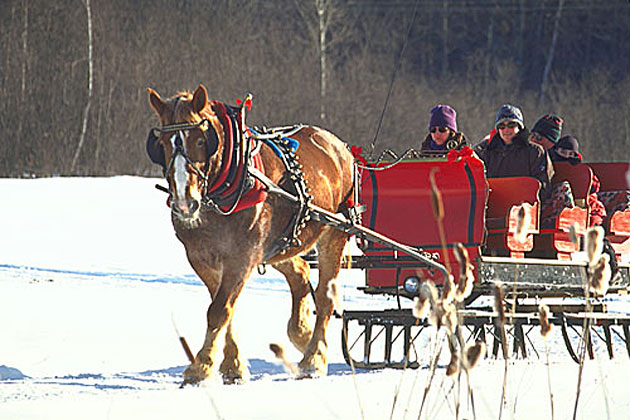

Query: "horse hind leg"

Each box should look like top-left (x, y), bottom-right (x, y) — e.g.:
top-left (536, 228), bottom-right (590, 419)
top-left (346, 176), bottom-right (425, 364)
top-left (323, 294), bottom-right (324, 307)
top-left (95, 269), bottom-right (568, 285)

top-left (272, 256), bottom-right (313, 353)
top-left (298, 227), bottom-right (347, 376)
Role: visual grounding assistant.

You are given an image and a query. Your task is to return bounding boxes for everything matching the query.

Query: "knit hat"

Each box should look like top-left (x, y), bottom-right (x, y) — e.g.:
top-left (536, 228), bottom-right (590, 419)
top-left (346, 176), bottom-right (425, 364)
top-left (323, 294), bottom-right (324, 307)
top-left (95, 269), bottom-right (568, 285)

top-left (531, 114), bottom-right (563, 144)
top-left (495, 104), bottom-right (524, 129)
top-left (429, 104), bottom-right (457, 132)
top-left (552, 135), bottom-right (582, 165)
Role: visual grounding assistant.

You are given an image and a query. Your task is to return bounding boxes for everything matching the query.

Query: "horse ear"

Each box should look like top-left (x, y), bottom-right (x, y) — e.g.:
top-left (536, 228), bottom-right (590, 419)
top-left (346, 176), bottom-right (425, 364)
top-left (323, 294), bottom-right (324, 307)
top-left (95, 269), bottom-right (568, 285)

top-left (192, 84), bottom-right (208, 114)
top-left (148, 88), bottom-right (165, 117)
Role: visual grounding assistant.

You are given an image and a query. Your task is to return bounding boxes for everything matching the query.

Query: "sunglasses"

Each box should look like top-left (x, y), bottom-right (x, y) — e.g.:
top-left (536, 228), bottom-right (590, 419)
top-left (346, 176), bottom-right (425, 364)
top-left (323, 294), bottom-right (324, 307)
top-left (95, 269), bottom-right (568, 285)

top-left (497, 121), bottom-right (519, 130)
top-left (430, 127), bottom-right (449, 134)
top-left (530, 132), bottom-right (544, 141)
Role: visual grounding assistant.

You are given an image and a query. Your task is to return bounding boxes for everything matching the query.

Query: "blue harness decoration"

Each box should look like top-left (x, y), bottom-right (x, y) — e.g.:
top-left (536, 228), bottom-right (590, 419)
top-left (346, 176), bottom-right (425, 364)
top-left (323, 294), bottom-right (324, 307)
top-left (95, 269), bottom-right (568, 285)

top-left (248, 126), bottom-right (301, 157)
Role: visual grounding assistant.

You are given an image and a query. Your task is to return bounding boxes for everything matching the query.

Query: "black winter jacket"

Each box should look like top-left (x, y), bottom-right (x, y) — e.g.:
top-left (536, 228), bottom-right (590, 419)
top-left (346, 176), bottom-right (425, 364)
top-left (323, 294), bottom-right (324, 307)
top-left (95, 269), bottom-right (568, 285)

top-left (477, 129), bottom-right (554, 199)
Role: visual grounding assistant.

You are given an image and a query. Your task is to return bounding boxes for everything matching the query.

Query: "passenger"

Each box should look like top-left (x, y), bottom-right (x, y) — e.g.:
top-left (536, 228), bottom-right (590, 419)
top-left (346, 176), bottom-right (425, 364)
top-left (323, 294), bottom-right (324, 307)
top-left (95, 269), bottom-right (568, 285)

top-left (553, 136), bottom-right (618, 278)
top-left (552, 135), bottom-right (607, 227)
top-left (476, 104), bottom-right (554, 198)
top-left (529, 115), bottom-right (605, 227)
top-left (420, 104), bottom-right (467, 152)
top-left (529, 113), bottom-right (570, 227)
top-left (529, 113), bottom-right (564, 151)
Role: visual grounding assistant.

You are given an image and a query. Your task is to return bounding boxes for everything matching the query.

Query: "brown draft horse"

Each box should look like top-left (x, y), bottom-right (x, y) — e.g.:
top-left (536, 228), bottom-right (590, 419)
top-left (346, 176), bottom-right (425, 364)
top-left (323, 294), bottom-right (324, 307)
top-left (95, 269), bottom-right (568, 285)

top-left (147, 84), bottom-right (355, 385)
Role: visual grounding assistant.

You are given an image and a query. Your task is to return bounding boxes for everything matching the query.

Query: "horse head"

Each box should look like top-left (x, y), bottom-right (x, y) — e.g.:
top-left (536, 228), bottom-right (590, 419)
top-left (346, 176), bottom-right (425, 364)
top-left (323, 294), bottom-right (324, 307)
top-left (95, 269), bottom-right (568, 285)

top-left (147, 84), bottom-right (221, 223)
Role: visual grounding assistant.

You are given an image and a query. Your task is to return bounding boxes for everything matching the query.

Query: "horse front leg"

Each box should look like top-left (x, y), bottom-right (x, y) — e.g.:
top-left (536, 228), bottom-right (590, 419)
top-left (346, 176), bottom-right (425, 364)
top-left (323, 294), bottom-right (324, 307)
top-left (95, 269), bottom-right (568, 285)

top-left (273, 256), bottom-right (313, 353)
top-left (219, 305), bottom-right (250, 384)
top-left (298, 229), bottom-right (347, 376)
top-left (183, 276), bottom-right (246, 386)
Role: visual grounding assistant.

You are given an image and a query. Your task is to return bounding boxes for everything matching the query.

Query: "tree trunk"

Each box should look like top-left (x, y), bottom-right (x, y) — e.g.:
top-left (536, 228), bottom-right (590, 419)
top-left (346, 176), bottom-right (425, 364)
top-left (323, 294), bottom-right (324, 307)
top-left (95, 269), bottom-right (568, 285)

top-left (442, 0), bottom-right (448, 75)
top-left (317, 0), bottom-right (327, 122)
top-left (484, 1), bottom-right (498, 91)
top-left (21, 0), bottom-right (28, 101)
top-left (539, 0), bottom-right (565, 103)
top-left (516, 0), bottom-right (525, 65)
top-left (71, 0), bottom-right (93, 173)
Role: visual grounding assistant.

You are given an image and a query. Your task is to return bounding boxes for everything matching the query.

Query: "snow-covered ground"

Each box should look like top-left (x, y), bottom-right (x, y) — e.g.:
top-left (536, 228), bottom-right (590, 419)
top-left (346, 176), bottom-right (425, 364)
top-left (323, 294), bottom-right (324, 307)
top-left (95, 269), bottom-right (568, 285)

top-left (2, 176), bottom-right (630, 419)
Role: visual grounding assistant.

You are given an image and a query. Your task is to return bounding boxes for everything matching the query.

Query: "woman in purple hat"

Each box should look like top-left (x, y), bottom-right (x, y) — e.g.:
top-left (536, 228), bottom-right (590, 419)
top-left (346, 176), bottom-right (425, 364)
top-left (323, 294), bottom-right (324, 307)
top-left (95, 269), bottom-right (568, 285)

top-left (420, 104), bottom-right (467, 152)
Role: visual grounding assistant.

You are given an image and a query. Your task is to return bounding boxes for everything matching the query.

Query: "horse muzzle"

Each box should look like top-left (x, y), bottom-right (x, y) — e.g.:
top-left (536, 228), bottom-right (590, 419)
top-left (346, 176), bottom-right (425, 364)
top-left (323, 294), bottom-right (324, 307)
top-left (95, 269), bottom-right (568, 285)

top-left (172, 197), bottom-right (201, 220)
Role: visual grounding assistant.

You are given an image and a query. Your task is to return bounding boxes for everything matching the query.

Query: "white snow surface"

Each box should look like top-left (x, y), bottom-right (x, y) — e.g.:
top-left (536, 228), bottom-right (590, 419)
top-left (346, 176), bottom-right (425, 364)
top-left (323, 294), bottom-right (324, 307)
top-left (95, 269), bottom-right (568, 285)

top-left (2, 176), bottom-right (630, 419)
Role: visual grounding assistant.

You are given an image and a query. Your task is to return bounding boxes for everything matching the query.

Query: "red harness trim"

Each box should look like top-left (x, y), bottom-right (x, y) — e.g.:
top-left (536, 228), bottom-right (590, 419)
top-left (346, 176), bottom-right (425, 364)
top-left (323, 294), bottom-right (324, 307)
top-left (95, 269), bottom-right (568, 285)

top-left (205, 101), bottom-right (267, 213)
top-left (207, 101), bottom-right (234, 194)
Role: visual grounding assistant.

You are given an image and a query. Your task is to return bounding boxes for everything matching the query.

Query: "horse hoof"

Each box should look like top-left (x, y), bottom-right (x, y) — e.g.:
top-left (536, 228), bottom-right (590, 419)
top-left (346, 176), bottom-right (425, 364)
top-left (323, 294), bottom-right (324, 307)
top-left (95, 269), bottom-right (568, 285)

top-left (222, 374), bottom-right (246, 385)
top-left (181, 362), bottom-right (211, 387)
top-left (298, 357), bottom-right (327, 378)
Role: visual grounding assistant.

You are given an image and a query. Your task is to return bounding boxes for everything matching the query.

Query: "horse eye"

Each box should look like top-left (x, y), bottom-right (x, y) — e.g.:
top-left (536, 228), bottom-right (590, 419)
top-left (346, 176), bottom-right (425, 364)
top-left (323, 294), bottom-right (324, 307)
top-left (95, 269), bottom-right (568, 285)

top-left (197, 138), bottom-right (205, 147)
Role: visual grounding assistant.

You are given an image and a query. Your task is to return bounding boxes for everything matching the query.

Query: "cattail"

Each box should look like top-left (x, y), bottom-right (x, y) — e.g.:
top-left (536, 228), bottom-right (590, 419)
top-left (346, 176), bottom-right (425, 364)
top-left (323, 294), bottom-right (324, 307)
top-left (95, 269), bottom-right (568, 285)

top-left (446, 351), bottom-right (460, 377)
top-left (429, 169), bottom-right (444, 222)
top-left (441, 301), bottom-right (458, 334)
top-left (538, 304), bottom-right (552, 338)
top-left (419, 281), bottom-right (440, 326)
top-left (590, 254), bottom-right (611, 296)
top-left (585, 226), bottom-right (605, 266)
top-left (442, 274), bottom-right (456, 303)
top-left (412, 295), bottom-right (430, 319)
top-left (568, 223), bottom-right (578, 246)
top-left (269, 343), bottom-right (300, 376)
top-left (454, 244), bottom-right (474, 302)
top-left (493, 283), bottom-right (506, 326)
top-left (464, 342), bottom-right (486, 370)
top-left (513, 204), bottom-right (528, 244)
top-left (327, 280), bottom-right (344, 313)
top-left (454, 242), bottom-right (468, 267)
top-left (420, 280), bottom-right (439, 304)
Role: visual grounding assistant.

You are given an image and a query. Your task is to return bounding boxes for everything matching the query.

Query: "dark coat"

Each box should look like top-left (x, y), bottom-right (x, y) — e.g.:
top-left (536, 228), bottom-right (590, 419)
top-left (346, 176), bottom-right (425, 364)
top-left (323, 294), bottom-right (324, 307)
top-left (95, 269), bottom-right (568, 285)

top-left (420, 131), bottom-right (468, 152)
top-left (477, 129), bottom-right (554, 199)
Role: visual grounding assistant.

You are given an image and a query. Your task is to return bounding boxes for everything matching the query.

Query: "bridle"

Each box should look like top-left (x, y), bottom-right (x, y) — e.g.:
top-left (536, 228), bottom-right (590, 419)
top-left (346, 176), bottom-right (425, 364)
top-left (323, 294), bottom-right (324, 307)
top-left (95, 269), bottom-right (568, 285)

top-left (147, 118), bottom-right (219, 194)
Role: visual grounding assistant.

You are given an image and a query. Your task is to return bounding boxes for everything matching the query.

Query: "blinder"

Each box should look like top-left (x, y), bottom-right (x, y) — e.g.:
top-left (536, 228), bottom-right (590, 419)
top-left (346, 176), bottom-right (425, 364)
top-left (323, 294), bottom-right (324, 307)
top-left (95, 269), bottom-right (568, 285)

top-left (145, 119), bottom-right (219, 170)
top-left (146, 128), bottom-right (166, 169)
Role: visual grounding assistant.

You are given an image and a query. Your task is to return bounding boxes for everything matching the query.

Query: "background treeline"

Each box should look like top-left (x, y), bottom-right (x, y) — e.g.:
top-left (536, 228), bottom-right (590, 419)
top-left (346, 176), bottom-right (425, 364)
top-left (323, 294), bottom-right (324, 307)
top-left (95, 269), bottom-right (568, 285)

top-left (1, 0), bottom-right (629, 177)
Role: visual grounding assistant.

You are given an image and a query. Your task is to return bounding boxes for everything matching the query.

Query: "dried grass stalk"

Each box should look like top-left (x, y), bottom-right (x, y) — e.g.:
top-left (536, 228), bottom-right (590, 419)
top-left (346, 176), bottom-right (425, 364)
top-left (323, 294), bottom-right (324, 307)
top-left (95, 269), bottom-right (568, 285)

top-left (589, 254), bottom-right (611, 296)
top-left (493, 283), bottom-right (506, 325)
top-left (420, 280), bottom-right (439, 303)
top-left (412, 295), bottom-right (430, 319)
top-left (442, 274), bottom-right (456, 303)
top-left (269, 343), bottom-right (300, 376)
top-left (513, 204), bottom-right (528, 244)
top-left (464, 341), bottom-right (486, 370)
top-left (441, 301), bottom-right (458, 334)
top-left (429, 170), bottom-right (444, 222)
top-left (454, 243), bottom-right (474, 302)
top-left (585, 226), bottom-right (605, 266)
top-left (446, 351), bottom-right (460, 377)
top-left (568, 223), bottom-right (578, 246)
top-left (538, 304), bottom-right (552, 338)
top-left (327, 280), bottom-right (344, 313)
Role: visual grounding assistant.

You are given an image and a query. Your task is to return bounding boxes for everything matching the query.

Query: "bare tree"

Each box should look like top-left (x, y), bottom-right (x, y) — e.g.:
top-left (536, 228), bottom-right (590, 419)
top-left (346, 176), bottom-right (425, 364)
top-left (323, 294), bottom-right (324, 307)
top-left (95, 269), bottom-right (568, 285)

top-left (293, 0), bottom-right (350, 123)
top-left (539, 0), bottom-right (565, 103)
top-left (70, 0), bottom-right (93, 173)
top-left (21, 0), bottom-right (28, 100)
top-left (442, 0), bottom-right (449, 75)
